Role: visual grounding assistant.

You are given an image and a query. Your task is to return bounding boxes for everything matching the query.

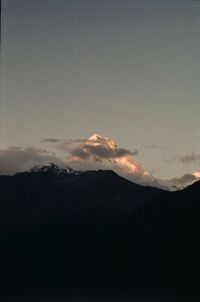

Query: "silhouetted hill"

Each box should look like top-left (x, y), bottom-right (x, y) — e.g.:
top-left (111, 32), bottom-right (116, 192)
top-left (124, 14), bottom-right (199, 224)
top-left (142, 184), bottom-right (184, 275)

top-left (0, 163), bottom-right (163, 226)
top-left (0, 164), bottom-right (200, 301)
top-left (119, 180), bottom-right (200, 299)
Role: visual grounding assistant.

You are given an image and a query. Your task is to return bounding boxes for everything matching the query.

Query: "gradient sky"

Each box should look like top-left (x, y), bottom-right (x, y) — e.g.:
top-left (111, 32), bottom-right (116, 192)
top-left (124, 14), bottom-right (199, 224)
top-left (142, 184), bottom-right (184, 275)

top-left (1, 0), bottom-right (200, 179)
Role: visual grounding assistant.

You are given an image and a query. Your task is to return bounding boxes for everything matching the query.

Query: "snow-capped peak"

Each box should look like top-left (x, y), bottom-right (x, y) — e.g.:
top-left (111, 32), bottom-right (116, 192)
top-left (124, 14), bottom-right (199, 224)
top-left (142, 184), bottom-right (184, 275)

top-left (85, 133), bottom-right (143, 175)
top-left (88, 133), bottom-right (117, 149)
top-left (30, 163), bottom-right (81, 175)
top-left (88, 133), bottom-right (103, 141)
top-left (193, 172), bottom-right (200, 181)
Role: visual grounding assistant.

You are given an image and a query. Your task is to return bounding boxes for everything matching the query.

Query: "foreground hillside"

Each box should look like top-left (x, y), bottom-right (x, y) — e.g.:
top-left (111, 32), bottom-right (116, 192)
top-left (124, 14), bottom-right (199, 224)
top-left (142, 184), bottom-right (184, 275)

top-left (0, 164), bottom-right (200, 301)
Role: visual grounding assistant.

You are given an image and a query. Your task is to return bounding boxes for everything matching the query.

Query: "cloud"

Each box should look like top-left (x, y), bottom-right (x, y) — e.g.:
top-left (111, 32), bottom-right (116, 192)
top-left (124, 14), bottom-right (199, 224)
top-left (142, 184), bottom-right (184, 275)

top-left (43, 138), bottom-right (86, 145)
top-left (44, 133), bottom-right (150, 186)
top-left (45, 134), bottom-right (200, 190)
top-left (143, 144), bottom-right (169, 150)
top-left (161, 173), bottom-right (198, 190)
top-left (70, 144), bottom-right (138, 161)
top-left (43, 138), bottom-right (60, 143)
top-left (0, 146), bottom-right (64, 175)
top-left (176, 153), bottom-right (200, 164)
top-left (52, 133), bottom-right (155, 186)
top-left (1, 134), bottom-right (200, 191)
top-left (56, 133), bottom-right (139, 162)
top-left (130, 172), bottom-right (200, 191)
top-left (170, 173), bottom-right (197, 187)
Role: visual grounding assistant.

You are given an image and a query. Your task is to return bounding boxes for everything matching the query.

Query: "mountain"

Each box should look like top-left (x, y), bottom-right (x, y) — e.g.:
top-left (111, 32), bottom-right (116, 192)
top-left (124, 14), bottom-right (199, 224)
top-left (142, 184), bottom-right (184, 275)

top-left (71, 133), bottom-right (152, 186)
top-left (87, 133), bottom-right (151, 176)
top-left (65, 133), bottom-right (200, 190)
top-left (0, 163), bottom-right (163, 226)
top-left (0, 164), bottom-right (200, 300)
top-left (119, 179), bottom-right (200, 298)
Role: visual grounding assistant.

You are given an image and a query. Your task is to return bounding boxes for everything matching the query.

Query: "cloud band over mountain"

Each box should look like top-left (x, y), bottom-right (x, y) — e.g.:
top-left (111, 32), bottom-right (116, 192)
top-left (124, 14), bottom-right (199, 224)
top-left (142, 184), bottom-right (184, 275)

top-left (1, 134), bottom-right (200, 190)
top-left (0, 146), bottom-right (63, 175)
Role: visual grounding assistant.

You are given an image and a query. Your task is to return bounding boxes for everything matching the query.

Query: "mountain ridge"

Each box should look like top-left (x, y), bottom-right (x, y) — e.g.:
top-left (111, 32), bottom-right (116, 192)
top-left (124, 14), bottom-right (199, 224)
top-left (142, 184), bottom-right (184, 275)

top-left (0, 164), bottom-right (164, 228)
top-left (0, 164), bottom-right (200, 300)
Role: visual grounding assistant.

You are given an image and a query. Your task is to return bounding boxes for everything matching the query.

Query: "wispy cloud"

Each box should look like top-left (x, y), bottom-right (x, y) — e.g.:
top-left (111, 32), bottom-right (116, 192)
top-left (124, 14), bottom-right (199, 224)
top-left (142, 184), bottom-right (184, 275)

top-left (0, 146), bottom-right (63, 175)
top-left (67, 143), bottom-right (138, 162)
top-left (43, 138), bottom-right (61, 143)
top-left (52, 134), bottom-right (138, 162)
top-left (43, 138), bottom-right (86, 144)
top-left (142, 144), bottom-right (170, 150)
top-left (176, 153), bottom-right (200, 164)
top-left (167, 173), bottom-right (198, 189)
top-left (1, 135), bottom-right (200, 190)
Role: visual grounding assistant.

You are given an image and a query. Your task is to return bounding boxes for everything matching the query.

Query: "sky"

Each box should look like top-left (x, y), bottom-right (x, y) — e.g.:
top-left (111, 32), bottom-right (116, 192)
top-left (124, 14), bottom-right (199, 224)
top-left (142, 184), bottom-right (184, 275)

top-left (1, 0), bottom-right (200, 186)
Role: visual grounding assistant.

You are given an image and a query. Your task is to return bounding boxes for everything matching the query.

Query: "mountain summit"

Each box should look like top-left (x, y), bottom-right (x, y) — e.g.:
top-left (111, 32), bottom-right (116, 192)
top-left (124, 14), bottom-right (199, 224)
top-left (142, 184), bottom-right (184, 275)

top-left (69, 133), bottom-right (200, 190)
top-left (80, 133), bottom-right (150, 181)
top-left (88, 133), bottom-right (117, 149)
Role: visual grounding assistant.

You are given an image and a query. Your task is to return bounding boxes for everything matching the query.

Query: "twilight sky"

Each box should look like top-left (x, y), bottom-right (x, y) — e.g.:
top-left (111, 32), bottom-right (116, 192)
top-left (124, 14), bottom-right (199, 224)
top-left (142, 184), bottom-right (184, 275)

top-left (1, 0), bottom-right (200, 184)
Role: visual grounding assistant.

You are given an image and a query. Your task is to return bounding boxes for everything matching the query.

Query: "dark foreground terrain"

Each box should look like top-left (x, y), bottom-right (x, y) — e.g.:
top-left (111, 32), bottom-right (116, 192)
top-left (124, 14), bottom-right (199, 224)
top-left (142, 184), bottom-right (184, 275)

top-left (1, 164), bottom-right (200, 301)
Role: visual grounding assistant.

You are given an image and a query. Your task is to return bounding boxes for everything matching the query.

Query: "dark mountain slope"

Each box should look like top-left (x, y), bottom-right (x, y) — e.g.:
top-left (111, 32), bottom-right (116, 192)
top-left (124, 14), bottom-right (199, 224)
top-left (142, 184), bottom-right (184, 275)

top-left (0, 164), bottom-right (163, 226)
top-left (0, 165), bottom-right (200, 300)
top-left (118, 180), bottom-right (200, 298)
top-left (0, 165), bottom-right (164, 297)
